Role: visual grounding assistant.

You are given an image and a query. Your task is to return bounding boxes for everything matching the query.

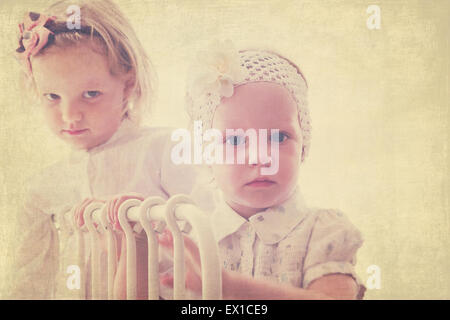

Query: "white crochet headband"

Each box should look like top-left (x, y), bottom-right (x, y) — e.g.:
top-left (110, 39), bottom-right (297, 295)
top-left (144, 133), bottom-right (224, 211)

top-left (186, 41), bottom-right (312, 162)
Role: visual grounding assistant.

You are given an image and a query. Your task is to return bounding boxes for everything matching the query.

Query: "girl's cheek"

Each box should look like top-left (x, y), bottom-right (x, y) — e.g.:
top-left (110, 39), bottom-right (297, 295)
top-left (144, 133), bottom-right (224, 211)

top-left (213, 165), bottom-right (240, 192)
top-left (277, 145), bottom-right (302, 173)
top-left (280, 141), bottom-right (302, 159)
top-left (214, 165), bottom-right (231, 185)
top-left (41, 105), bottom-right (59, 124)
top-left (97, 99), bottom-right (124, 119)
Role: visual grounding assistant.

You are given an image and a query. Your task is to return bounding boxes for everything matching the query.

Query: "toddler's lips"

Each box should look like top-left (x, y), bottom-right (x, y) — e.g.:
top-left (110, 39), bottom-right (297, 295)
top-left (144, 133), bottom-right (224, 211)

top-left (245, 179), bottom-right (276, 188)
top-left (63, 129), bottom-right (88, 136)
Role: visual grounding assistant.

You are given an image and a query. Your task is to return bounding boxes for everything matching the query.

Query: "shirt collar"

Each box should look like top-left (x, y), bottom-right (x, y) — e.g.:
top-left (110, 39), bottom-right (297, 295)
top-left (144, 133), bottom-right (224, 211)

top-left (211, 186), bottom-right (309, 245)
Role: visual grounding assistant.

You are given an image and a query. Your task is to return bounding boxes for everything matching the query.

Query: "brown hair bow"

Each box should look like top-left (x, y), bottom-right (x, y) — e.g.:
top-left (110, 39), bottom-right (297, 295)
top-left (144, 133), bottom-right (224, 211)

top-left (16, 12), bottom-right (57, 77)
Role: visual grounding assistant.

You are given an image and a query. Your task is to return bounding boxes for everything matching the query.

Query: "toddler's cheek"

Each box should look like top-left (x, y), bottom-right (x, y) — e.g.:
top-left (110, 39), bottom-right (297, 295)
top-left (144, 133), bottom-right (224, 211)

top-left (279, 148), bottom-right (302, 171)
top-left (41, 110), bottom-right (60, 131)
top-left (279, 141), bottom-right (302, 158)
top-left (211, 166), bottom-right (233, 189)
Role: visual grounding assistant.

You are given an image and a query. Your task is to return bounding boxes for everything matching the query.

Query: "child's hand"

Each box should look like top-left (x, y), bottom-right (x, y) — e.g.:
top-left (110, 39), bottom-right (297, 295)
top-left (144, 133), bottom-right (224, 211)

top-left (158, 229), bottom-right (203, 295)
top-left (73, 198), bottom-right (98, 228)
top-left (106, 193), bottom-right (145, 232)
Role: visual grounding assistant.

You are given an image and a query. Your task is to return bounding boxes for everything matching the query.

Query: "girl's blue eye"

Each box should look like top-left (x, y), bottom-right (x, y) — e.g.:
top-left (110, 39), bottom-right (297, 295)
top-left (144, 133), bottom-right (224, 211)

top-left (271, 132), bottom-right (288, 143)
top-left (83, 91), bottom-right (101, 99)
top-left (44, 93), bottom-right (60, 101)
top-left (226, 135), bottom-right (245, 146)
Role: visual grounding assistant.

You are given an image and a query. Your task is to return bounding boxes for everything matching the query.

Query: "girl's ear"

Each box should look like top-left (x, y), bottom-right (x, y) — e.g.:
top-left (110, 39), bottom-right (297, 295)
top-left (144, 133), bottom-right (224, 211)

top-left (119, 74), bottom-right (135, 118)
top-left (120, 75), bottom-right (136, 119)
top-left (122, 73), bottom-right (136, 101)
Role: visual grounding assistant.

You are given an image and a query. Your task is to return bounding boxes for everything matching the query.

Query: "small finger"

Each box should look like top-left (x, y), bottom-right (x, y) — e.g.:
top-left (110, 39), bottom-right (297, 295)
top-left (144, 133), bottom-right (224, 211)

top-left (110, 198), bottom-right (122, 231)
top-left (158, 229), bottom-right (173, 247)
top-left (160, 273), bottom-right (174, 287)
top-left (107, 199), bottom-right (115, 227)
top-left (75, 204), bottom-right (84, 228)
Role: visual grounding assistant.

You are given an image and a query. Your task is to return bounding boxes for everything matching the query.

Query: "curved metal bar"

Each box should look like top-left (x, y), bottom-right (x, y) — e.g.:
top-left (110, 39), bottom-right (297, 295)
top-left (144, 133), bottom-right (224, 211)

top-left (138, 196), bottom-right (166, 300)
top-left (174, 203), bottom-right (222, 299)
top-left (99, 204), bottom-right (117, 300)
top-left (66, 194), bottom-right (222, 300)
top-left (84, 202), bottom-right (105, 299)
top-left (164, 194), bottom-right (196, 300)
top-left (70, 206), bottom-right (86, 300)
top-left (118, 198), bottom-right (142, 300)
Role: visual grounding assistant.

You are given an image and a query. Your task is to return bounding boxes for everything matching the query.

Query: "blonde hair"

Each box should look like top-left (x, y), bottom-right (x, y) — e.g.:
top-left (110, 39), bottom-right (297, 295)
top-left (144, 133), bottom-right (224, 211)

top-left (18, 0), bottom-right (156, 124)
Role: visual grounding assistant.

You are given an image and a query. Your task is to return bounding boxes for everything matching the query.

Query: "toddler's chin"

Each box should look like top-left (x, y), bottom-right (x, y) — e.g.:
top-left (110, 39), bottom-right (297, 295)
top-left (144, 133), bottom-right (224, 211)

top-left (62, 138), bottom-right (87, 150)
top-left (240, 189), bottom-right (294, 210)
top-left (62, 138), bottom-right (92, 151)
top-left (239, 195), bottom-right (282, 212)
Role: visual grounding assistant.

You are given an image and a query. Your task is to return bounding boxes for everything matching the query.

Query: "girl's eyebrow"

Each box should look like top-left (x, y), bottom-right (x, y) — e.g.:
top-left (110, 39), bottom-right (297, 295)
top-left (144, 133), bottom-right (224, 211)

top-left (271, 119), bottom-right (300, 132)
top-left (40, 88), bottom-right (59, 94)
top-left (40, 79), bottom-right (105, 93)
top-left (85, 79), bottom-right (104, 88)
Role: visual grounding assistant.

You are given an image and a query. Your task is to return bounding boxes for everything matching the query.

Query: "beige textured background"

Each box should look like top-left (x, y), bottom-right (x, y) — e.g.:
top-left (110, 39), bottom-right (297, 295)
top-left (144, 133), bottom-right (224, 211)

top-left (0, 0), bottom-right (448, 299)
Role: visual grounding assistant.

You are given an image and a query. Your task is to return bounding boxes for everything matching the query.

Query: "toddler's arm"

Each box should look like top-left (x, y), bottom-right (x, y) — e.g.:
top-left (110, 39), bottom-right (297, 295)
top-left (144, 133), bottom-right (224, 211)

top-left (222, 271), bottom-right (357, 300)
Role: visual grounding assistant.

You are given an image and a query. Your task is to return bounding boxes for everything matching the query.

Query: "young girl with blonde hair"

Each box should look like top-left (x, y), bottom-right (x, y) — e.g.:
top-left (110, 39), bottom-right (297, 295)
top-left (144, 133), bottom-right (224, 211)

top-left (3, 0), bottom-right (197, 299)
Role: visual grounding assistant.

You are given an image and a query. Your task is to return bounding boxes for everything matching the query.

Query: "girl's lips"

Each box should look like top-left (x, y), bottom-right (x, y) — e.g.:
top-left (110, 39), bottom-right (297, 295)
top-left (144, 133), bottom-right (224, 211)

top-left (63, 129), bottom-right (88, 136)
top-left (245, 179), bottom-right (276, 188)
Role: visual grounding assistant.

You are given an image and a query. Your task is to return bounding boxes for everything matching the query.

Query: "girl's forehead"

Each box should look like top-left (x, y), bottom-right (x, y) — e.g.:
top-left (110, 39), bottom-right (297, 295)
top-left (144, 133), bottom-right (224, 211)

top-left (31, 46), bottom-right (115, 91)
top-left (213, 82), bottom-right (300, 130)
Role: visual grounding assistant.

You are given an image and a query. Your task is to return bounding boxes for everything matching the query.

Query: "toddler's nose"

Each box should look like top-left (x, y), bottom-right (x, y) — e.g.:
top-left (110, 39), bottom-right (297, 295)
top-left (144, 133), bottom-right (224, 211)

top-left (248, 153), bottom-right (272, 167)
top-left (61, 102), bottom-right (82, 123)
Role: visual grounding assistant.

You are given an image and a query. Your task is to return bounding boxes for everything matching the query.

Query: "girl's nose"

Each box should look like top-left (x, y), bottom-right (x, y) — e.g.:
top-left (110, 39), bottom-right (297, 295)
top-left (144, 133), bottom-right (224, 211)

top-left (248, 153), bottom-right (272, 167)
top-left (61, 101), bottom-right (82, 123)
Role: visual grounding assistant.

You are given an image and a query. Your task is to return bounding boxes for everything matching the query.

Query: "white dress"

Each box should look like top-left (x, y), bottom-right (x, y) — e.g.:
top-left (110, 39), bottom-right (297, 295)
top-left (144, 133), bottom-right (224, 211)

top-left (3, 120), bottom-right (199, 299)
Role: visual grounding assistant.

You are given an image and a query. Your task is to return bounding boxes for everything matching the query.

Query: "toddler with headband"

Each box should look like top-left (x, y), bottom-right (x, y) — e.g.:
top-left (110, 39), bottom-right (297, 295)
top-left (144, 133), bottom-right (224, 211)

top-left (158, 41), bottom-right (366, 299)
top-left (3, 0), bottom-right (199, 299)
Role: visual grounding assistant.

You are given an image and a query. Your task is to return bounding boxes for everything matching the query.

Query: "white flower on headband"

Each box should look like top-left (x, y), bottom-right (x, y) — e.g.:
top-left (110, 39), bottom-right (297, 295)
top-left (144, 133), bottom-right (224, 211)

top-left (188, 40), bottom-right (246, 100)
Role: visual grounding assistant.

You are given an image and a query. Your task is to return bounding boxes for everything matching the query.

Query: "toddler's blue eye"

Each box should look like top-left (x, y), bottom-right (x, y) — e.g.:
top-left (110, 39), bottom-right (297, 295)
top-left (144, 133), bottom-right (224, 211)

top-left (83, 91), bottom-right (101, 99)
top-left (271, 132), bottom-right (288, 143)
top-left (44, 93), bottom-right (60, 101)
top-left (226, 135), bottom-right (245, 146)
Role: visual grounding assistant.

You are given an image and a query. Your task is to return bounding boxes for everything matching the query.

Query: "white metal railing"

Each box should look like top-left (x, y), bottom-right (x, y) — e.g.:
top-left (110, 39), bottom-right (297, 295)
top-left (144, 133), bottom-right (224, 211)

top-left (62, 194), bottom-right (222, 300)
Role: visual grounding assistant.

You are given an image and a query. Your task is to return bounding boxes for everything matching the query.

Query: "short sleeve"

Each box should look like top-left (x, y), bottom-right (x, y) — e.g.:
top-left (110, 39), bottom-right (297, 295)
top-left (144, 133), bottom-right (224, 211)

top-left (302, 209), bottom-right (365, 299)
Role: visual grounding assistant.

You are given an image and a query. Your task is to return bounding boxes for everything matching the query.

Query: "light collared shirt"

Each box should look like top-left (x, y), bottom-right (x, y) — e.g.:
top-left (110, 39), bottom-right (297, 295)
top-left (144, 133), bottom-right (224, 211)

top-left (209, 187), bottom-right (366, 299)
